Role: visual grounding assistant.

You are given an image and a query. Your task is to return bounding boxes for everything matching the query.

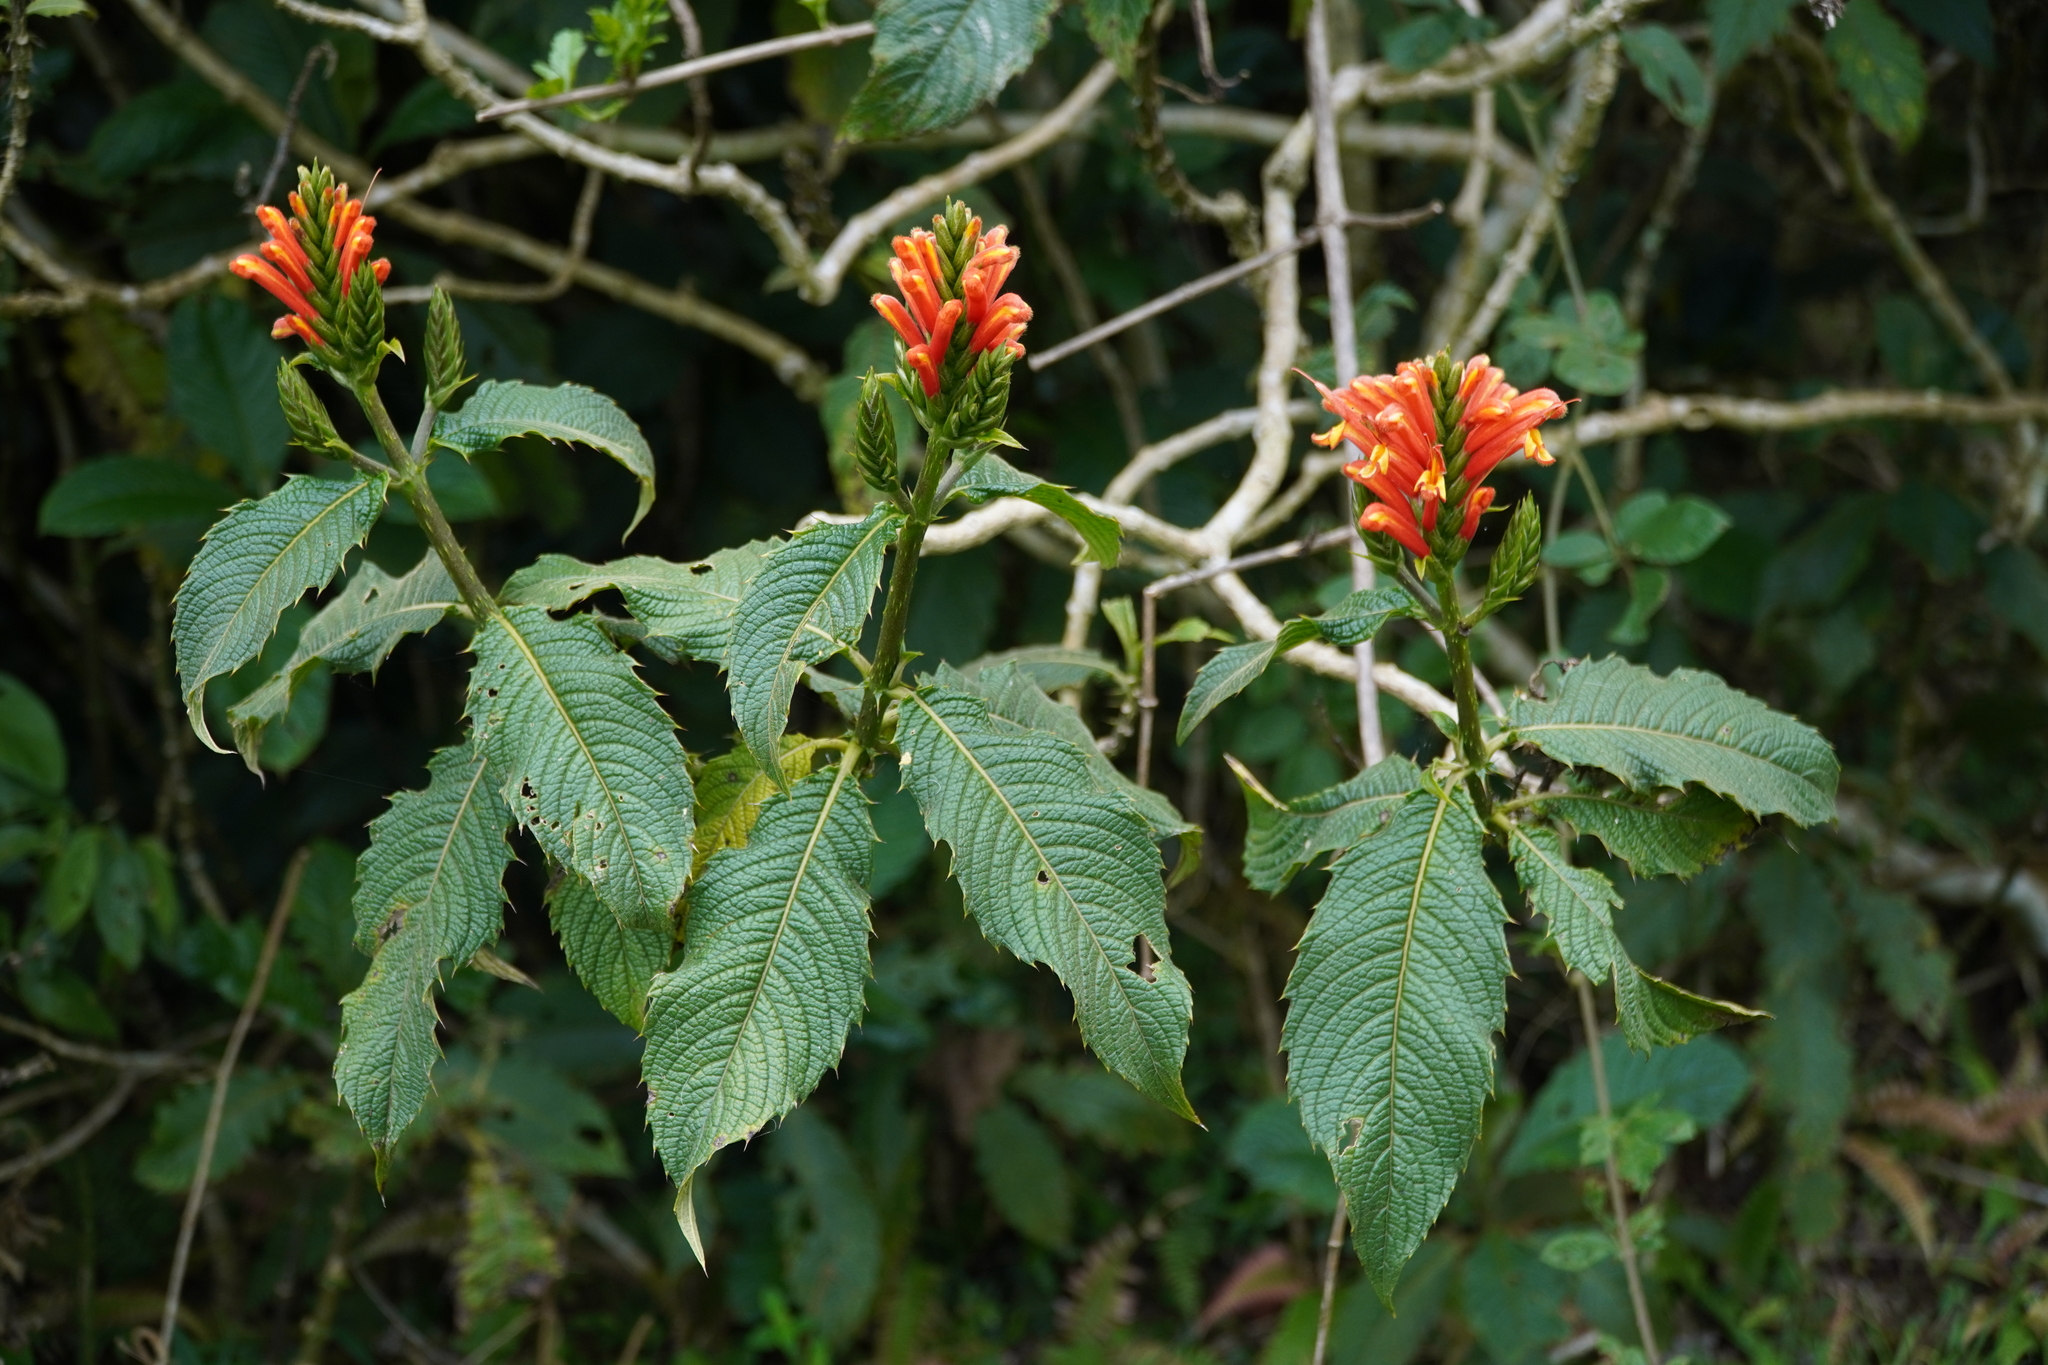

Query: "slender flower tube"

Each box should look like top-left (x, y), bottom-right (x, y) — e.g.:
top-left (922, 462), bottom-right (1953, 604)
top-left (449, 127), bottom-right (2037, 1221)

top-left (1313, 354), bottom-right (1565, 562)
top-left (232, 172), bottom-right (391, 351)
top-left (871, 218), bottom-right (1032, 399)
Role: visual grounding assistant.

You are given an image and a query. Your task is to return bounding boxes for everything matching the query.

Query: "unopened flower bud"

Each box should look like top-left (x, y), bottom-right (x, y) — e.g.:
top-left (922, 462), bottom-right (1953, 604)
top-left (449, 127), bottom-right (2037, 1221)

top-left (855, 370), bottom-right (899, 495)
top-left (277, 359), bottom-right (344, 455)
top-left (425, 286), bottom-right (470, 408)
top-left (947, 346), bottom-right (1015, 441)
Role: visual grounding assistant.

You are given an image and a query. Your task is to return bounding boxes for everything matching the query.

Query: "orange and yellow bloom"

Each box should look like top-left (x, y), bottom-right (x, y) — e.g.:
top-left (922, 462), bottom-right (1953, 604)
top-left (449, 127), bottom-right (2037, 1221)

top-left (1313, 355), bottom-right (1565, 560)
top-left (231, 180), bottom-right (390, 350)
top-left (872, 219), bottom-right (1031, 399)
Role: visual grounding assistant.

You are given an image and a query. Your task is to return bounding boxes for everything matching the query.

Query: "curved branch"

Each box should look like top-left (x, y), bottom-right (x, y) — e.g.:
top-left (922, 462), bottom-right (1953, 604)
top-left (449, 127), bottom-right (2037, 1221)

top-left (0, 1070), bottom-right (141, 1183)
top-left (1343, 0), bottom-right (1653, 107)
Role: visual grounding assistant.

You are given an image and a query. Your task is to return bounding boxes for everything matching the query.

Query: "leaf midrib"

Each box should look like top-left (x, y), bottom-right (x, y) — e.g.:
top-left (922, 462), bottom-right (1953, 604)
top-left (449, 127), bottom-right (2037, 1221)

top-left (186, 476), bottom-right (380, 696)
top-left (1368, 791), bottom-right (1448, 1209)
top-left (415, 745), bottom-right (498, 959)
top-left (495, 612), bottom-right (652, 914)
top-left (1518, 718), bottom-right (1818, 776)
top-left (748, 512), bottom-right (896, 726)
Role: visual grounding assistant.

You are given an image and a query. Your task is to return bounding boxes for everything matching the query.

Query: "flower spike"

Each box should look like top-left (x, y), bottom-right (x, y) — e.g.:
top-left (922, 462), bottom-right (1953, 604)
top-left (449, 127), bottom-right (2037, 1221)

top-left (232, 161), bottom-right (394, 382)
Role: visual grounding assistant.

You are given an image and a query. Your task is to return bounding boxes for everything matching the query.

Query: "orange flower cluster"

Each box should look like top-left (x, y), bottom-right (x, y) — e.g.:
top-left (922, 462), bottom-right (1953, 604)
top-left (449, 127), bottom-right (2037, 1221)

top-left (231, 182), bottom-right (390, 348)
top-left (1314, 355), bottom-right (1566, 560)
top-left (872, 220), bottom-right (1031, 399)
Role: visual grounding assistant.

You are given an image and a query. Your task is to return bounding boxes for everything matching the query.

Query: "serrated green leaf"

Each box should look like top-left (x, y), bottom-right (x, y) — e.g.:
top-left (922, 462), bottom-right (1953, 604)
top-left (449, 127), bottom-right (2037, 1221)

top-left (1282, 788), bottom-right (1505, 1305)
top-left (36, 457), bottom-right (235, 537)
top-left (227, 553), bottom-right (458, 772)
top-left (1080, 0), bottom-right (1148, 75)
top-left (938, 661), bottom-right (1198, 880)
top-left (469, 607), bottom-right (693, 924)
top-left (1311, 586), bottom-right (1415, 648)
top-left (548, 870), bottom-right (671, 1032)
top-left (1826, 0), bottom-right (1926, 147)
top-left (1234, 754), bottom-right (1421, 893)
top-left (167, 294), bottom-right (290, 488)
top-left (691, 738), bottom-right (837, 880)
top-left (1507, 823), bottom-right (1759, 1051)
top-left (337, 742), bottom-right (511, 1168)
top-left (1178, 593), bottom-right (1410, 743)
top-left (1621, 25), bottom-right (1710, 126)
top-left (1843, 882), bottom-right (1950, 1038)
top-left (842, 0), bottom-right (1061, 141)
top-left (727, 508), bottom-right (898, 785)
top-left (431, 381), bottom-right (656, 537)
top-left (897, 685), bottom-right (1194, 1118)
top-left (134, 1067), bottom-right (303, 1193)
top-left (1506, 656), bottom-right (1838, 825)
top-left (644, 756), bottom-right (873, 1190)
top-left (1177, 639), bottom-right (1279, 743)
top-left (958, 645), bottom-right (1126, 692)
top-left (500, 540), bottom-right (779, 666)
top-left (456, 1155), bottom-right (561, 1318)
top-left (953, 453), bottom-right (1121, 566)
top-left (1544, 787), bottom-right (1752, 879)
top-left (1708, 0), bottom-right (1793, 74)
top-left (172, 473), bottom-right (386, 752)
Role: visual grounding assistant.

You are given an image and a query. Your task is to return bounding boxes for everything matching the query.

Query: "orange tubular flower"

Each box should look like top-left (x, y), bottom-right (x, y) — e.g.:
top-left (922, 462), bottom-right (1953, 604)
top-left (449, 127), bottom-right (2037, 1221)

top-left (871, 220), bottom-right (1032, 399)
top-left (231, 178), bottom-right (391, 351)
top-left (1316, 354), bottom-right (1565, 559)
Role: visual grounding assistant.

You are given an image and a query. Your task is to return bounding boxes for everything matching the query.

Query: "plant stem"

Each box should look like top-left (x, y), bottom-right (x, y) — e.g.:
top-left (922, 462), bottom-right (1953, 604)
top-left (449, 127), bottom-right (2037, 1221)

top-left (1309, 1192), bottom-right (1349, 1365)
top-left (855, 435), bottom-right (952, 751)
top-left (1428, 556), bottom-right (1494, 823)
top-left (354, 381), bottom-right (497, 621)
top-left (1574, 972), bottom-right (1662, 1365)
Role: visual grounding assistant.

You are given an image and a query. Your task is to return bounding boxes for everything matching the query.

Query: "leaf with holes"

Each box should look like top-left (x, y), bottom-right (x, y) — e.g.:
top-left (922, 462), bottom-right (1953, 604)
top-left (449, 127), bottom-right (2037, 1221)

top-left (431, 381), bottom-right (657, 536)
top-left (1506, 656), bottom-right (1837, 826)
top-left (1235, 754), bottom-right (1421, 893)
top-left (1507, 823), bottom-right (1760, 1052)
top-left (727, 508), bottom-right (898, 785)
top-left (1542, 787), bottom-right (1753, 879)
top-left (547, 870), bottom-right (671, 1032)
top-left (1282, 787), bottom-right (1504, 1304)
top-left (336, 742), bottom-right (511, 1176)
top-left (228, 553), bottom-right (458, 772)
top-left (643, 756), bottom-right (873, 1192)
top-left (842, 0), bottom-right (1062, 141)
top-left (468, 607), bottom-right (694, 925)
top-left (953, 453), bottom-right (1121, 566)
top-left (897, 684), bottom-right (1194, 1119)
top-left (499, 540), bottom-right (779, 666)
top-left (173, 472), bottom-right (386, 752)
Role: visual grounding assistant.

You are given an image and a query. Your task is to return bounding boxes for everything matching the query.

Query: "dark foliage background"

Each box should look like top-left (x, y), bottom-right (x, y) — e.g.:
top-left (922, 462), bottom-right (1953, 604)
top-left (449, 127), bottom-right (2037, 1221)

top-left (2, 0), bottom-right (2047, 1362)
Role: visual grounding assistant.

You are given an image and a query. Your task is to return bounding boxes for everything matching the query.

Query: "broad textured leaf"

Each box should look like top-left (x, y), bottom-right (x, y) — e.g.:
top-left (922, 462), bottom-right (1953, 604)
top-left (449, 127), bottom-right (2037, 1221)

top-left (842, 0), bottom-right (1062, 141)
top-left (1844, 882), bottom-right (1950, 1038)
top-left (644, 758), bottom-right (873, 1189)
top-left (726, 508), bottom-right (898, 784)
top-left (456, 1156), bottom-right (561, 1318)
top-left (133, 1067), bottom-right (303, 1193)
top-left (1507, 824), bottom-right (1758, 1052)
top-left (954, 453), bottom-right (1121, 566)
top-left (167, 294), bottom-right (290, 488)
top-left (469, 607), bottom-right (693, 924)
top-left (1826, 0), bottom-right (1926, 147)
top-left (172, 473), bottom-right (386, 751)
top-left (939, 662), bottom-right (1198, 880)
top-left (1282, 787), bottom-right (1505, 1304)
top-left (1179, 592), bottom-right (1409, 741)
top-left (1506, 656), bottom-right (1837, 825)
top-left (1177, 639), bottom-right (1280, 743)
top-left (691, 738), bottom-right (837, 879)
top-left (1708, 0), bottom-right (1793, 74)
top-left (1621, 24), bottom-right (1710, 126)
top-left (1544, 787), bottom-right (1752, 879)
top-left (548, 871), bottom-right (671, 1032)
top-left (1310, 587), bottom-right (1415, 648)
top-left (500, 540), bottom-right (779, 666)
top-left (1504, 1033), bottom-right (1750, 1174)
top-left (1080, 0), bottom-right (1148, 75)
top-left (431, 381), bottom-right (657, 536)
top-left (1235, 755), bottom-right (1420, 893)
top-left (228, 554), bottom-right (458, 771)
top-left (37, 456), bottom-right (235, 536)
top-left (337, 742), bottom-right (511, 1170)
top-left (897, 685), bottom-right (1194, 1118)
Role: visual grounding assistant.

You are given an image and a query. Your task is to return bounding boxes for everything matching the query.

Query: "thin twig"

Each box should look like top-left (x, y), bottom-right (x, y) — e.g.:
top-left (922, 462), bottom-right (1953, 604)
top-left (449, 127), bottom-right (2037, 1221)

top-left (0, 1015), bottom-right (204, 1072)
top-left (247, 41), bottom-right (336, 213)
top-left (157, 848), bottom-right (312, 1365)
top-left (1573, 973), bottom-right (1662, 1364)
top-left (613, 1313), bottom-right (655, 1365)
top-left (0, 1071), bottom-right (141, 1183)
top-left (1309, 1194), bottom-right (1349, 1365)
top-left (1029, 206), bottom-right (1442, 373)
top-left (474, 22), bottom-right (873, 121)
top-left (0, 0), bottom-right (31, 222)
top-left (1188, 0), bottom-right (1244, 93)
top-left (665, 0), bottom-right (712, 185)
top-left (351, 1262), bottom-right (465, 1365)
top-left (386, 164), bottom-right (604, 303)
top-left (291, 1164), bottom-right (361, 1365)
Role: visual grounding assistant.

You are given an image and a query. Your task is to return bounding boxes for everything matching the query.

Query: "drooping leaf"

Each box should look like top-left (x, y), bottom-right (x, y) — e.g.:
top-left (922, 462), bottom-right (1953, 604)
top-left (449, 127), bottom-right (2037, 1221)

top-left (897, 685), bottom-right (1194, 1119)
top-left (842, 0), bottom-right (1062, 141)
top-left (1281, 787), bottom-right (1506, 1303)
top-left (973, 1098), bottom-right (1073, 1248)
top-left (1235, 754), bottom-right (1421, 893)
top-left (548, 870), bottom-right (671, 1032)
top-left (1506, 656), bottom-right (1838, 826)
top-left (1826, 0), bottom-right (1926, 147)
top-left (952, 452), bottom-right (1122, 566)
top-left (1621, 24), bottom-right (1711, 126)
top-left (456, 1155), bottom-right (562, 1319)
top-left (500, 540), bottom-right (780, 666)
top-left (1507, 823), bottom-right (1760, 1052)
top-left (726, 508), bottom-right (898, 785)
top-left (172, 472), bottom-right (386, 751)
top-left (1543, 787), bottom-right (1753, 879)
top-left (1708, 0), bottom-right (1794, 74)
top-left (1080, 0), bottom-right (1149, 76)
top-left (643, 757), bottom-right (873, 1192)
top-left (1178, 590), bottom-right (1413, 742)
top-left (36, 456), bottom-right (236, 537)
top-left (133, 1067), bottom-right (305, 1193)
top-left (167, 294), bottom-right (290, 488)
top-left (336, 742), bottom-right (511, 1172)
top-left (468, 607), bottom-right (694, 925)
top-left (431, 381), bottom-right (657, 536)
top-left (228, 553), bottom-right (458, 771)
top-left (1178, 639), bottom-right (1282, 743)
